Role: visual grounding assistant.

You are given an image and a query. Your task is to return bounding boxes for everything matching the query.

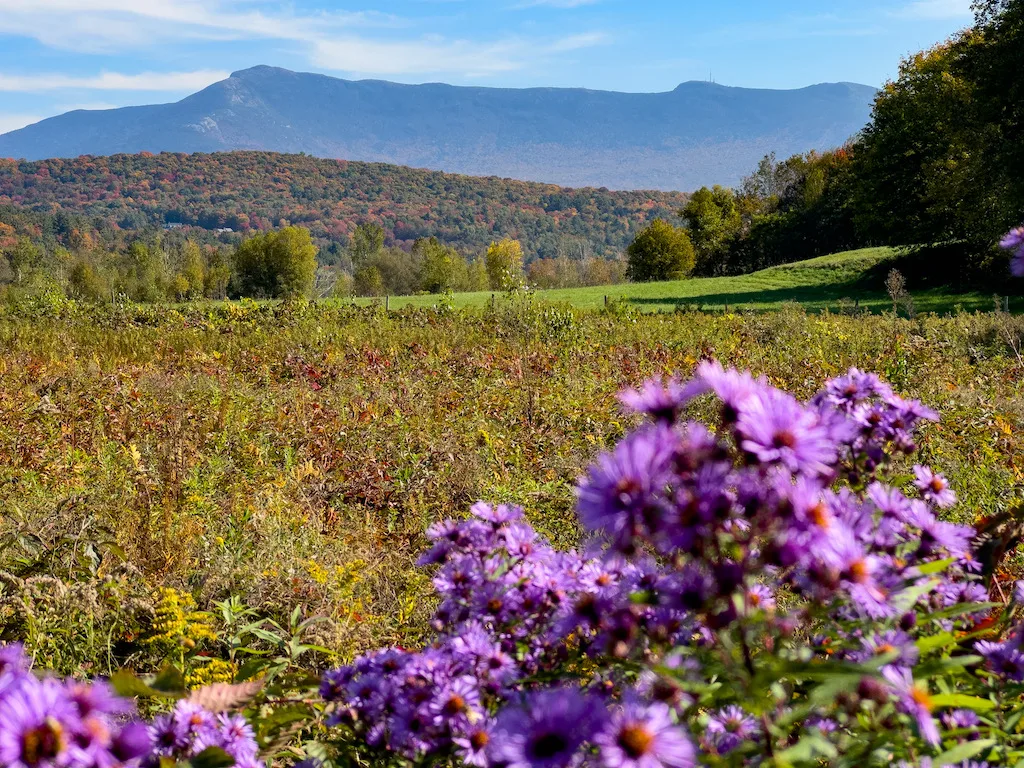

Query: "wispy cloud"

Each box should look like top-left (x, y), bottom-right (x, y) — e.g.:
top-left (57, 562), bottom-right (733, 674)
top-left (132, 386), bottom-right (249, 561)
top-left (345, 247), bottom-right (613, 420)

top-left (0, 0), bottom-right (400, 53)
top-left (312, 31), bottom-right (608, 77)
top-left (0, 0), bottom-right (606, 80)
top-left (0, 70), bottom-right (229, 92)
top-left (892, 0), bottom-right (973, 20)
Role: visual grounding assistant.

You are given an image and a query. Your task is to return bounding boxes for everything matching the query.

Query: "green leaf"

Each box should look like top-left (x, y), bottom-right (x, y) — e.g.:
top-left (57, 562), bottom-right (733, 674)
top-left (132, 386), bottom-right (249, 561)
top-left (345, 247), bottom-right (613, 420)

top-left (932, 738), bottom-right (996, 765)
top-left (914, 557), bottom-right (956, 576)
top-left (930, 693), bottom-right (996, 712)
top-left (777, 734), bottom-right (839, 763)
top-left (236, 658), bottom-right (271, 682)
top-left (915, 632), bottom-right (957, 653)
top-left (109, 669), bottom-right (184, 699)
top-left (188, 746), bottom-right (236, 768)
top-left (150, 665), bottom-right (187, 694)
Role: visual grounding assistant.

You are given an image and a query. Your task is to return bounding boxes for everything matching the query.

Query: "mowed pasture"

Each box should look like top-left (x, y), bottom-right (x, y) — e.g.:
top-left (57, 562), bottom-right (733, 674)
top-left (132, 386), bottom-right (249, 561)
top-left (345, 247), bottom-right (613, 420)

top-left (0, 299), bottom-right (1021, 676)
top-left (358, 247), bottom-right (1012, 313)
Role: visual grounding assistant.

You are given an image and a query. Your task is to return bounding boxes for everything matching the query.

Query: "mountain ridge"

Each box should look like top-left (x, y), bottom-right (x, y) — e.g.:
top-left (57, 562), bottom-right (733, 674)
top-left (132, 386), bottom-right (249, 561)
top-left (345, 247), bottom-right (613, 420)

top-left (0, 66), bottom-right (877, 191)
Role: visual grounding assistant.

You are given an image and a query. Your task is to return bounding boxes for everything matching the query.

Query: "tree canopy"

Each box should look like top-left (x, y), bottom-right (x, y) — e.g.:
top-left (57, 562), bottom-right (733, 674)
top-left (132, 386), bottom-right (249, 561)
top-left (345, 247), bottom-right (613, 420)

top-left (625, 219), bottom-right (695, 282)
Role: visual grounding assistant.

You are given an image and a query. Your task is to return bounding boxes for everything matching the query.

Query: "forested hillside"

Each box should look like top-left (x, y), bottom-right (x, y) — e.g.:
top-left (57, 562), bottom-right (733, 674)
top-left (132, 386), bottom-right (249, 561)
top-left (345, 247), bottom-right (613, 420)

top-left (0, 151), bottom-right (686, 260)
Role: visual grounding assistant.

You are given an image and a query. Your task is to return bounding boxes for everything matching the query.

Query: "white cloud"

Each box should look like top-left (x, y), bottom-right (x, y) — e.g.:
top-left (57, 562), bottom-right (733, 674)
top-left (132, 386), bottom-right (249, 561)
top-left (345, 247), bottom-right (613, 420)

top-left (0, 0), bottom-right (399, 53)
top-left (312, 32), bottom-right (607, 77)
top-left (0, 0), bottom-right (607, 80)
top-left (0, 113), bottom-right (44, 134)
top-left (0, 70), bottom-right (229, 92)
top-left (892, 0), bottom-right (973, 20)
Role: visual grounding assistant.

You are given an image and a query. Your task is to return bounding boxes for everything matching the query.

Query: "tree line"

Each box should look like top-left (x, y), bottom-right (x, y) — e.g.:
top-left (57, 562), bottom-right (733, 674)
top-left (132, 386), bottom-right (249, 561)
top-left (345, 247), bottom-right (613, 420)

top-left (0, 208), bottom-right (629, 302)
top-left (623, 0), bottom-right (1024, 287)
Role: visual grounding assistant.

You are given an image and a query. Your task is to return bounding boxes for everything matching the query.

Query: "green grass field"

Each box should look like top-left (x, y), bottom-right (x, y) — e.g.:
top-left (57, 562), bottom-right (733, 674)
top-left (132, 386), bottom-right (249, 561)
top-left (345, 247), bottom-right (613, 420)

top-left (357, 247), bottom-right (1009, 314)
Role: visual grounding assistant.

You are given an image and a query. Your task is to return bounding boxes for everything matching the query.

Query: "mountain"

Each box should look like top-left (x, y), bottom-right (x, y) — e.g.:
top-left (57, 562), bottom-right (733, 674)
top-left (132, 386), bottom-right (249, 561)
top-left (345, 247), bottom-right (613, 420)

top-left (0, 66), bottom-right (876, 191)
top-left (0, 151), bottom-right (688, 259)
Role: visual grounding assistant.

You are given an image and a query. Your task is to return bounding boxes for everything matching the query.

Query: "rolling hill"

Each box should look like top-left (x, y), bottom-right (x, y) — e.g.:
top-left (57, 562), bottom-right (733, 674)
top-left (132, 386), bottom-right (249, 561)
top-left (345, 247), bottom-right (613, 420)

top-left (0, 151), bottom-right (688, 258)
top-left (0, 66), bottom-right (876, 191)
top-left (360, 248), bottom-right (1002, 315)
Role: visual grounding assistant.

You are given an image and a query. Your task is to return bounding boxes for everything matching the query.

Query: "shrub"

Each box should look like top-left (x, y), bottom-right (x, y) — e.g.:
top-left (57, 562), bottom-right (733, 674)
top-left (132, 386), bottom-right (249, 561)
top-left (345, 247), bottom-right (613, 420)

top-left (233, 227), bottom-right (318, 298)
top-left (626, 219), bottom-right (695, 282)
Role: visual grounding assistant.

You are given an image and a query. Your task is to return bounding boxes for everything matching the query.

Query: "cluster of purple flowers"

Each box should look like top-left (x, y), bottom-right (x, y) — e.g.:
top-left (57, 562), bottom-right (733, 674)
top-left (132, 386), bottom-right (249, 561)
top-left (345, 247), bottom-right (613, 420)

top-left (322, 362), bottom-right (996, 765)
top-left (147, 699), bottom-right (263, 768)
top-left (0, 644), bottom-right (151, 768)
top-left (0, 643), bottom-right (262, 768)
top-left (1003, 225), bottom-right (1024, 277)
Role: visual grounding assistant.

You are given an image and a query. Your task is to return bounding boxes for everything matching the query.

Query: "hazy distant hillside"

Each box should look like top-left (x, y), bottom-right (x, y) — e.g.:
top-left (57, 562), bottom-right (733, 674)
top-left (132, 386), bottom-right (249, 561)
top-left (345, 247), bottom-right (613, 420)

top-left (0, 151), bottom-right (688, 259)
top-left (0, 66), bottom-right (876, 190)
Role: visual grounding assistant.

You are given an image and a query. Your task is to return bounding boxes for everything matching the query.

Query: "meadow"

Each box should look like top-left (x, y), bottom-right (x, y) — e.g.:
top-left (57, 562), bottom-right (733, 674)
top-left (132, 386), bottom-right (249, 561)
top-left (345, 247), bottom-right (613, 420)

top-left (356, 247), bottom-right (1013, 314)
top-left (1, 296), bottom-right (1021, 683)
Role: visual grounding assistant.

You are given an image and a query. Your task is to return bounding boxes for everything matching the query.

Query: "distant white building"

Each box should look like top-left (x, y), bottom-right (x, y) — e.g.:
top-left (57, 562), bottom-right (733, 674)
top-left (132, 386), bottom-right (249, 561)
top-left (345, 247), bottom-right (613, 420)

top-left (163, 222), bottom-right (185, 230)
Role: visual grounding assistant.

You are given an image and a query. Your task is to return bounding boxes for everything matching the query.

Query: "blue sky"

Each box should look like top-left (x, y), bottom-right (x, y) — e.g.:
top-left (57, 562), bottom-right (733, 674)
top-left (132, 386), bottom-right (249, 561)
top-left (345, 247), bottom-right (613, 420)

top-left (0, 0), bottom-right (975, 135)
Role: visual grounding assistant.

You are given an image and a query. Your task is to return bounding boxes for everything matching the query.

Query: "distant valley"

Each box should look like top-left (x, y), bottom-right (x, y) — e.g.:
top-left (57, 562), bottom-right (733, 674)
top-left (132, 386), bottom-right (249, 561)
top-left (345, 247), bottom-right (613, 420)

top-left (0, 66), bottom-right (876, 191)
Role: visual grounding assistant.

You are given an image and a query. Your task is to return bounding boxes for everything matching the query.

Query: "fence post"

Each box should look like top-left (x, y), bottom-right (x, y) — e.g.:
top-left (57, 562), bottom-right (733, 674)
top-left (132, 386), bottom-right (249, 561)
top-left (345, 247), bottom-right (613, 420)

top-left (385, 295), bottom-right (390, 312)
top-left (491, 293), bottom-right (496, 308)
top-left (604, 295), bottom-right (608, 308)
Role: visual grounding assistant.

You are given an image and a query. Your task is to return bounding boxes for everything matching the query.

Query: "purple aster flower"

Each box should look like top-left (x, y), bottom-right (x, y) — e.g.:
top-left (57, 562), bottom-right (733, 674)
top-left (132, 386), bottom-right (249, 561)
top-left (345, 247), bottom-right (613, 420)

top-left (1002, 226), bottom-right (1024, 276)
top-left (488, 689), bottom-right (603, 768)
top-left (805, 716), bottom-right (838, 734)
top-left (431, 676), bottom-right (482, 724)
top-left (64, 679), bottom-right (132, 718)
top-left (0, 644), bottom-right (29, 696)
top-left (216, 713), bottom-right (258, 762)
top-left (472, 501), bottom-right (524, 525)
top-left (112, 720), bottom-right (152, 762)
top-left (904, 501), bottom-right (973, 558)
top-left (704, 705), bottom-right (759, 755)
top-left (695, 361), bottom-right (763, 423)
top-left (860, 630), bottom-right (919, 671)
top-left (977, 637), bottom-right (1024, 681)
top-left (882, 667), bottom-right (940, 745)
top-left (736, 387), bottom-right (836, 478)
top-left (454, 720), bottom-right (494, 767)
top-left (0, 678), bottom-right (79, 768)
top-left (813, 368), bottom-right (892, 412)
top-left (619, 376), bottom-right (708, 424)
top-left (941, 708), bottom-right (980, 733)
top-left (1015, 581), bottom-right (1024, 606)
top-left (149, 712), bottom-right (189, 755)
top-left (913, 465), bottom-right (957, 509)
top-left (576, 424), bottom-right (679, 554)
top-left (594, 697), bottom-right (695, 768)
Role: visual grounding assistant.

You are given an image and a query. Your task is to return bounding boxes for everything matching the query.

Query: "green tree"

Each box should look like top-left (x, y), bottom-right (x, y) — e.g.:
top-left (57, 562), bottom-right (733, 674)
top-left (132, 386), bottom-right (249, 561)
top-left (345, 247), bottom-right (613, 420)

top-left (484, 238), bottom-right (524, 290)
top-left (233, 227), bottom-right (318, 298)
top-left (5, 238), bottom-right (42, 284)
top-left (353, 264), bottom-right (386, 297)
top-left (467, 258), bottom-right (489, 291)
top-left (625, 219), bottom-right (695, 282)
top-left (349, 222), bottom-right (385, 266)
top-left (181, 240), bottom-right (205, 299)
top-left (416, 237), bottom-right (468, 293)
top-left (680, 186), bottom-right (741, 270)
